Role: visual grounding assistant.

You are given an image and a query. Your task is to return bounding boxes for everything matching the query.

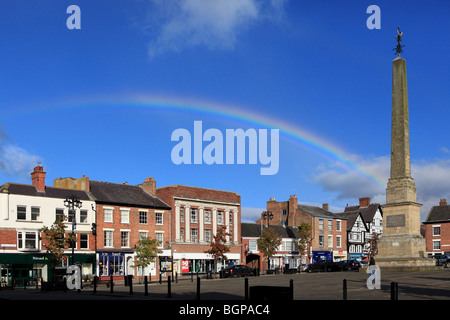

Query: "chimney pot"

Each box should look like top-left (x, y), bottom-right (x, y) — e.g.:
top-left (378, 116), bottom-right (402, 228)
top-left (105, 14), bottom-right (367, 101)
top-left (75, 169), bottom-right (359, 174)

top-left (440, 199), bottom-right (448, 206)
top-left (31, 166), bottom-right (46, 192)
top-left (359, 197), bottom-right (370, 208)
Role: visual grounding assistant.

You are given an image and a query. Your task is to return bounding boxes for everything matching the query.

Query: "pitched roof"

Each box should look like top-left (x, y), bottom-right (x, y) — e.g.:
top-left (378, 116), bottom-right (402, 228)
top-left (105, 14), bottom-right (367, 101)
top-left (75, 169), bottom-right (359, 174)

top-left (424, 205), bottom-right (450, 223)
top-left (241, 222), bottom-right (301, 238)
top-left (343, 203), bottom-right (382, 223)
top-left (89, 180), bottom-right (170, 209)
top-left (0, 183), bottom-right (92, 201)
top-left (297, 204), bottom-right (338, 218)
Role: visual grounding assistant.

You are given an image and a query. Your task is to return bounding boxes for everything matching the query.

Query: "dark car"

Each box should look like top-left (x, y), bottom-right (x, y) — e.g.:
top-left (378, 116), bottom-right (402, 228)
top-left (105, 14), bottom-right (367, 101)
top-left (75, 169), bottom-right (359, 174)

top-left (305, 260), bottom-right (341, 273)
top-left (433, 254), bottom-right (450, 266)
top-left (346, 260), bottom-right (362, 270)
top-left (223, 265), bottom-right (254, 278)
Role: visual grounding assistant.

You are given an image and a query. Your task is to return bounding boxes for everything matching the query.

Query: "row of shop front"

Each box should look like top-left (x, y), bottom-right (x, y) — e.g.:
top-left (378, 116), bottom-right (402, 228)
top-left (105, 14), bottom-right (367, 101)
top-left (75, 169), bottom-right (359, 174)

top-left (1, 250), bottom-right (365, 287)
top-left (0, 251), bottom-right (241, 287)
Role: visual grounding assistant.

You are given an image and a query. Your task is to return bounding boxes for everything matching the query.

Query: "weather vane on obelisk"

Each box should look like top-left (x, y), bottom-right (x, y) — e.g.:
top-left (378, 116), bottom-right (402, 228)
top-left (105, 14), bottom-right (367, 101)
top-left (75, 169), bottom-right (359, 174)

top-left (394, 26), bottom-right (405, 56)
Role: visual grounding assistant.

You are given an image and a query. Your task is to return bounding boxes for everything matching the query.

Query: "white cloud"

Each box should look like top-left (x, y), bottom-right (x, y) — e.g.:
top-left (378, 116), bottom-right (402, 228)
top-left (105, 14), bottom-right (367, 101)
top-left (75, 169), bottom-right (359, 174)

top-left (146, 0), bottom-right (288, 57)
top-left (241, 207), bottom-right (265, 222)
top-left (0, 144), bottom-right (41, 177)
top-left (313, 155), bottom-right (450, 220)
top-left (0, 127), bottom-right (42, 178)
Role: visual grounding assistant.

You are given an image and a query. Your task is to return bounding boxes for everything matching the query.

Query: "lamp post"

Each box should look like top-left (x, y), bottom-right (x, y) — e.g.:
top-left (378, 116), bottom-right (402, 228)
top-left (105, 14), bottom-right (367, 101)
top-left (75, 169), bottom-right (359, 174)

top-left (261, 211), bottom-right (273, 272)
top-left (64, 196), bottom-right (82, 265)
top-left (261, 211), bottom-right (273, 228)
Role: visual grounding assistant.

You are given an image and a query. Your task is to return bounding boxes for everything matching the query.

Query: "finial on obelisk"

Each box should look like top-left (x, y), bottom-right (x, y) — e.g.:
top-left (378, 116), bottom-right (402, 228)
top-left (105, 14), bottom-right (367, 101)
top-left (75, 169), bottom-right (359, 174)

top-left (394, 26), bottom-right (405, 56)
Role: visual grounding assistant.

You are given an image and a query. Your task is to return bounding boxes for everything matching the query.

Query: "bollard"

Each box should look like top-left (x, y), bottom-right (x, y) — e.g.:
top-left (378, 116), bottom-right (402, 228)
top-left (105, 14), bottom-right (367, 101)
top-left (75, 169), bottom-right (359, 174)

top-left (289, 279), bottom-right (294, 300)
top-left (197, 276), bottom-right (201, 300)
top-left (129, 275), bottom-right (133, 295)
top-left (390, 281), bottom-right (398, 300)
top-left (343, 279), bottom-right (347, 300)
top-left (144, 276), bottom-right (148, 296)
top-left (110, 275), bottom-right (114, 293)
top-left (93, 276), bottom-right (97, 294)
top-left (176, 271), bottom-right (178, 283)
top-left (167, 276), bottom-right (172, 298)
top-left (245, 277), bottom-right (249, 300)
top-left (159, 273), bottom-right (162, 284)
top-left (191, 272), bottom-right (193, 282)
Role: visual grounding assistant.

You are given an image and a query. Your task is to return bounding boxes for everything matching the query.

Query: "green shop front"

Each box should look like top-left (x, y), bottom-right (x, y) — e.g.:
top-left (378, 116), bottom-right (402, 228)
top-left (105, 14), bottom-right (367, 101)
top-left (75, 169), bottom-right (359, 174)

top-left (0, 253), bottom-right (95, 287)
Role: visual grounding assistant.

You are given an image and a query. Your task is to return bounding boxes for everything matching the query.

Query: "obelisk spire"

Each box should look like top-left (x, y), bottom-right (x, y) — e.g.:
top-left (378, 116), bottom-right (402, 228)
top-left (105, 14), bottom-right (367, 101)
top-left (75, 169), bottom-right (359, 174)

top-left (386, 28), bottom-right (417, 204)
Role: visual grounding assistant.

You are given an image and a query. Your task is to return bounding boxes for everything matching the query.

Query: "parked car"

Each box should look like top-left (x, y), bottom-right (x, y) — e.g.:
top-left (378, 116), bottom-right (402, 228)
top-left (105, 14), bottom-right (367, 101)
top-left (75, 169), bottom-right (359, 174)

top-left (346, 260), bottom-right (362, 270)
top-left (304, 260), bottom-right (342, 273)
top-left (336, 260), bottom-right (349, 271)
top-left (223, 265), bottom-right (254, 278)
top-left (433, 254), bottom-right (450, 266)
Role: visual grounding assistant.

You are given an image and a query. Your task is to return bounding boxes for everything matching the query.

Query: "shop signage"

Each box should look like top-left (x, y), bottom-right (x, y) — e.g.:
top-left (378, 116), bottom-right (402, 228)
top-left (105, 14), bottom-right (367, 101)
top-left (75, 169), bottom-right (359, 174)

top-left (181, 259), bottom-right (190, 273)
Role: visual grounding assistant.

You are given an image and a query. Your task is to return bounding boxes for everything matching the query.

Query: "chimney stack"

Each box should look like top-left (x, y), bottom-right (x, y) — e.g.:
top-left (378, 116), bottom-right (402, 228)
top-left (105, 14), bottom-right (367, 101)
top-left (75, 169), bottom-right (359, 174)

top-left (359, 197), bottom-right (370, 208)
top-left (31, 166), bottom-right (46, 192)
top-left (140, 177), bottom-right (156, 196)
top-left (440, 199), bottom-right (448, 206)
top-left (322, 203), bottom-right (329, 211)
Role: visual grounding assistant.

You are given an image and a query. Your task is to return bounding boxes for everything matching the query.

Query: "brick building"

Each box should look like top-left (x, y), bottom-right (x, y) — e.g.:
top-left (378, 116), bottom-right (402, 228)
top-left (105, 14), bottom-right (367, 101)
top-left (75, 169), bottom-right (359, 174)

top-left (54, 176), bottom-right (171, 280)
top-left (256, 195), bottom-right (347, 263)
top-left (241, 222), bottom-right (301, 273)
top-left (424, 199), bottom-right (450, 256)
top-left (156, 184), bottom-right (241, 275)
top-left (0, 167), bottom-right (96, 286)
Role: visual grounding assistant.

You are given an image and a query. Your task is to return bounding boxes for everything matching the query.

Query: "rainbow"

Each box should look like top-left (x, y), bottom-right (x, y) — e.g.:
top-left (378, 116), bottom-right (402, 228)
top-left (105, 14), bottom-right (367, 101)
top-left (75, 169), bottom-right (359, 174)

top-left (13, 92), bottom-right (386, 189)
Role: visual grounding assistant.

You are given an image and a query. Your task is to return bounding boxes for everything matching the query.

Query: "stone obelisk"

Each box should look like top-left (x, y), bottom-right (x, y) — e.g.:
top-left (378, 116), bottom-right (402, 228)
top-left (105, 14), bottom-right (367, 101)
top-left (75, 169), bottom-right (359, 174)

top-left (376, 28), bottom-right (435, 271)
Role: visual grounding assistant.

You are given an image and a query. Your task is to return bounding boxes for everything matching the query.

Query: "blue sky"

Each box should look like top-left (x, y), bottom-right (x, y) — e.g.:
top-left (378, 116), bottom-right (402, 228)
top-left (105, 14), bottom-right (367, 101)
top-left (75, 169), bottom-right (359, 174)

top-left (0, 0), bottom-right (449, 222)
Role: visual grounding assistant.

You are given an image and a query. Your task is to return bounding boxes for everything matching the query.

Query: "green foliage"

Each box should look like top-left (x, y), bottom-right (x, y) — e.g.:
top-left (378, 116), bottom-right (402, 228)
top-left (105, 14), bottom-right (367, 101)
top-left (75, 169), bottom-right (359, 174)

top-left (257, 227), bottom-right (282, 259)
top-left (296, 222), bottom-right (312, 255)
top-left (204, 225), bottom-right (230, 262)
top-left (133, 237), bottom-right (163, 269)
top-left (41, 215), bottom-right (72, 265)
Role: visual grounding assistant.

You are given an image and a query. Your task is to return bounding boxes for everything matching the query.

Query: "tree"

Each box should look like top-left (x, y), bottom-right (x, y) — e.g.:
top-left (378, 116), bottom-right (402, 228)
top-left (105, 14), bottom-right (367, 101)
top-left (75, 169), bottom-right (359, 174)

top-left (367, 232), bottom-right (381, 261)
top-left (296, 222), bottom-right (312, 273)
top-left (41, 215), bottom-right (73, 282)
top-left (204, 225), bottom-right (230, 277)
top-left (133, 237), bottom-right (163, 279)
top-left (257, 228), bottom-right (282, 273)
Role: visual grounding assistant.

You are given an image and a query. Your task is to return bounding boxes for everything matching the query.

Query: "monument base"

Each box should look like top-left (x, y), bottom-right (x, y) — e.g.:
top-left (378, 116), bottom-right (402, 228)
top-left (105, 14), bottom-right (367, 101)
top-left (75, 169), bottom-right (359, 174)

top-left (376, 233), bottom-right (438, 272)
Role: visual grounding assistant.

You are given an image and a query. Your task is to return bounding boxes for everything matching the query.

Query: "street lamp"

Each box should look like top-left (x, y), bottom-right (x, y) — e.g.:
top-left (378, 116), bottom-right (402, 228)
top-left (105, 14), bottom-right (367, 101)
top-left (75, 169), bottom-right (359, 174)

top-left (64, 196), bottom-right (82, 265)
top-left (261, 211), bottom-right (273, 228)
top-left (261, 211), bottom-right (274, 273)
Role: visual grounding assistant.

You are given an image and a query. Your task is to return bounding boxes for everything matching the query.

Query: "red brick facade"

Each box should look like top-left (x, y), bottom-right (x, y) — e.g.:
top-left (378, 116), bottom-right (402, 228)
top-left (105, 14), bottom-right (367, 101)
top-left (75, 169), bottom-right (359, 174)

top-left (156, 185), bottom-right (242, 274)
